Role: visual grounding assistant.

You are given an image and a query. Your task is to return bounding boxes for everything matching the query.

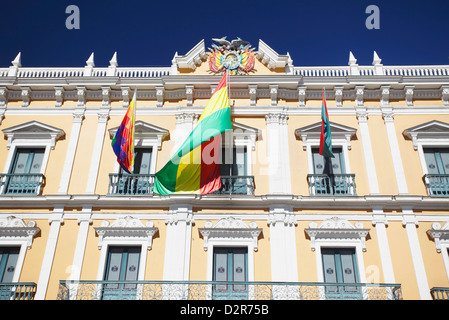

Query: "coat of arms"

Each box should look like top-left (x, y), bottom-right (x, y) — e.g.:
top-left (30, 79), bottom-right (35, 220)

top-left (208, 37), bottom-right (256, 75)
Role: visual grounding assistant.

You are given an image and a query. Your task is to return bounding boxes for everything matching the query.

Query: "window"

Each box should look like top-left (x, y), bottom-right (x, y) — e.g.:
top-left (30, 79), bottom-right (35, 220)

top-left (403, 120), bottom-right (449, 197)
top-left (296, 121), bottom-right (357, 196)
top-left (199, 217), bottom-right (261, 289)
top-left (3, 148), bottom-right (45, 195)
top-left (0, 247), bottom-right (19, 283)
top-left (213, 247), bottom-right (248, 299)
top-left (108, 121), bottom-right (169, 196)
top-left (102, 246), bottom-right (141, 300)
top-left (1, 121), bottom-right (64, 196)
top-left (112, 148), bottom-right (154, 195)
top-left (309, 147), bottom-right (355, 196)
top-left (423, 148), bottom-right (449, 196)
top-left (218, 146), bottom-right (252, 194)
top-left (321, 248), bottom-right (361, 299)
top-left (0, 247), bottom-right (20, 300)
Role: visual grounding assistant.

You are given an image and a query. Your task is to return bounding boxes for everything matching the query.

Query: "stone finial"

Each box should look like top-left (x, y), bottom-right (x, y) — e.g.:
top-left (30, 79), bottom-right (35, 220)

top-left (109, 52), bottom-right (118, 67)
top-left (86, 52), bottom-right (95, 67)
top-left (372, 51), bottom-right (382, 65)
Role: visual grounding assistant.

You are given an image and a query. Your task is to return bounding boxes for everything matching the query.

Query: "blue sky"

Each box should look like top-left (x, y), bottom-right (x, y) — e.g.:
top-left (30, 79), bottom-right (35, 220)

top-left (1, 0), bottom-right (448, 68)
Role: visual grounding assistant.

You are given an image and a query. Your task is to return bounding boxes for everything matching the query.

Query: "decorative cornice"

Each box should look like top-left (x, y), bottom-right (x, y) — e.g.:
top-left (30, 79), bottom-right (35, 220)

top-left (199, 217), bottom-right (262, 251)
top-left (94, 215), bottom-right (158, 250)
top-left (427, 222), bottom-right (449, 252)
top-left (0, 215), bottom-right (40, 249)
top-left (305, 216), bottom-right (370, 251)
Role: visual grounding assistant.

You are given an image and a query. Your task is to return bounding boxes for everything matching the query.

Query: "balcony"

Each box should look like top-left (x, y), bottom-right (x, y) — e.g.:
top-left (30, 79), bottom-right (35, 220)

top-left (0, 282), bottom-right (36, 300)
top-left (57, 280), bottom-right (402, 300)
top-left (307, 174), bottom-right (356, 196)
top-left (108, 174), bottom-right (155, 196)
top-left (424, 174), bottom-right (449, 196)
top-left (213, 176), bottom-right (255, 195)
top-left (430, 287), bottom-right (449, 300)
top-left (0, 174), bottom-right (45, 195)
top-left (108, 174), bottom-right (255, 196)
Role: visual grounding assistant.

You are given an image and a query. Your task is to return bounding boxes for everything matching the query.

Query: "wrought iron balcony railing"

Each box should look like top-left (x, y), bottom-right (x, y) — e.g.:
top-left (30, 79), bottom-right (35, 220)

top-left (57, 280), bottom-right (402, 300)
top-left (424, 174), bottom-right (449, 197)
top-left (0, 282), bottom-right (36, 300)
top-left (213, 176), bottom-right (255, 195)
top-left (430, 287), bottom-right (449, 300)
top-left (307, 174), bottom-right (356, 196)
top-left (0, 174), bottom-right (45, 195)
top-left (108, 174), bottom-right (155, 196)
top-left (108, 174), bottom-right (255, 196)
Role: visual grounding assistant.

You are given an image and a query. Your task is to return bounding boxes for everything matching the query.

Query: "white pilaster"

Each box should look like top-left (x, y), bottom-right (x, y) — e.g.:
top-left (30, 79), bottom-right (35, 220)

top-left (356, 108), bottom-right (380, 194)
top-left (267, 206), bottom-right (298, 282)
top-left (174, 112), bottom-right (197, 151)
top-left (382, 107), bottom-right (408, 194)
top-left (69, 206), bottom-right (92, 282)
top-left (57, 107), bottom-right (85, 194)
top-left (35, 207), bottom-right (64, 300)
top-left (402, 209), bottom-right (431, 300)
top-left (265, 113), bottom-right (291, 194)
top-left (163, 205), bottom-right (194, 280)
top-left (372, 209), bottom-right (395, 283)
top-left (85, 108), bottom-right (110, 194)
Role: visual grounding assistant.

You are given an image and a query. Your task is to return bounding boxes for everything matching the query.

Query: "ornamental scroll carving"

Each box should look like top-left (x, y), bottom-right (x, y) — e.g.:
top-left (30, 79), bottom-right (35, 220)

top-left (199, 217), bottom-right (261, 251)
top-left (0, 215), bottom-right (40, 249)
top-left (95, 215), bottom-right (158, 250)
top-left (305, 216), bottom-right (370, 252)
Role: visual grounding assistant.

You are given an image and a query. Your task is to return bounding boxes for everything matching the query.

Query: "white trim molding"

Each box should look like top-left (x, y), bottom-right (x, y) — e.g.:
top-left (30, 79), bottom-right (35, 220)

top-left (94, 215), bottom-right (158, 250)
top-left (305, 216), bottom-right (370, 252)
top-left (0, 215), bottom-right (40, 249)
top-left (2, 120), bottom-right (65, 150)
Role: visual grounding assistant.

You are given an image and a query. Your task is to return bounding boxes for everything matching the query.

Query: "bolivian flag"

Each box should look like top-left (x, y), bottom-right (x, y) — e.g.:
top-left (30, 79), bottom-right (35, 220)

top-left (154, 71), bottom-right (232, 195)
top-left (111, 89), bottom-right (137, 173)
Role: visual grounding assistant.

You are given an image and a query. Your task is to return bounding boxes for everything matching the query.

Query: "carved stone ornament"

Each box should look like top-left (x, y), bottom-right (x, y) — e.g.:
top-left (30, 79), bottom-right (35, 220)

top-left (305, 216), bottom-right (370, 252)
top-left (427, 222), bottom-right (449, 253)
top-left (94, 216), bottom-right (158, 250)
top-left (0, 215), bottom-right (40, 249)
top-left (208, 37), bottom-right (256, 75)
top-left (199, 217), bottom-right (261, 251)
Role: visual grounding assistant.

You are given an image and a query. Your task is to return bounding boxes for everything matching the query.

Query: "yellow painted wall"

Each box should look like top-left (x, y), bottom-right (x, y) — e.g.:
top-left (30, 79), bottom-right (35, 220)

top-left (18, 219), bottom-right (49, 283)
top-left (387, 220), bottom-right (420, 299)
top-left (368, 115), bottom-right (399, 195)
top-left (67, 115), bottom-right (97, 194)
top-left (419, 221), bottom-right (449, 289)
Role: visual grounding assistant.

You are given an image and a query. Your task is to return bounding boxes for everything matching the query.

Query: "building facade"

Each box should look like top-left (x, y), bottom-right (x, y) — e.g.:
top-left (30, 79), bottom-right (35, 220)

top-left (0, 38), bottom-right (449, 300)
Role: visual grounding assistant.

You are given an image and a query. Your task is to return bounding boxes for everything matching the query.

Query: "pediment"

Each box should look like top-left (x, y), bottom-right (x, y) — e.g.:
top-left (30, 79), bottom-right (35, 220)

top-left (295, 121), bottom-right (356, 149)
top-left (296, 121), bottom-right (357, 136)
top-left (2, 120), bottom-right (65, 149)
top-left (3, 120), bottom-right (65, 136)
top-left (403, 120), bottom-right (449, 149)
top-left (109, 120), bottom-right (169, 139)
top-left (404, 120), bottom-right (449, 135)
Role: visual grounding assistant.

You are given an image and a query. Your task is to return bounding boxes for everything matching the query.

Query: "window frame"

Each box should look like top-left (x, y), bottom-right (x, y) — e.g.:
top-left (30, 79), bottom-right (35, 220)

top-left (0, 216), bottom-right (39, 283)
top-left (305, 217), bottom-right (369, 284)
top-left (94, 216), bottom-right (158, 282)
